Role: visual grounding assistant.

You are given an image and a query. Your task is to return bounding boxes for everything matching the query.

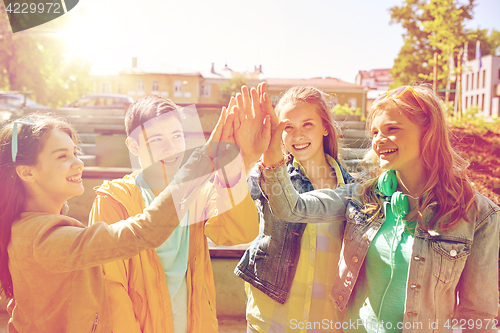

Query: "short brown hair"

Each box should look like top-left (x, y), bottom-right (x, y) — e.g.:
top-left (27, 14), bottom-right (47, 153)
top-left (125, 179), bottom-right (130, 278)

top-left (125, 95), bottom-right (183, 140)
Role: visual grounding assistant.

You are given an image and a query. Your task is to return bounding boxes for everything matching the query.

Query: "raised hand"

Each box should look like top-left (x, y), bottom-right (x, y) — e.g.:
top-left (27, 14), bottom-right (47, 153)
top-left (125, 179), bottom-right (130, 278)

top-left (233, 85), bottom-right (271, 173)
top-left (256, 82), bottom-right (288, 168)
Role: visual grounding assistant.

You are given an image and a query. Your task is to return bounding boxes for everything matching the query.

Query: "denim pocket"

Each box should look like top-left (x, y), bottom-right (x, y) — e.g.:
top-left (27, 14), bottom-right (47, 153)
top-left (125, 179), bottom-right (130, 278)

top-left (431, 238), bottom-right (470, 283)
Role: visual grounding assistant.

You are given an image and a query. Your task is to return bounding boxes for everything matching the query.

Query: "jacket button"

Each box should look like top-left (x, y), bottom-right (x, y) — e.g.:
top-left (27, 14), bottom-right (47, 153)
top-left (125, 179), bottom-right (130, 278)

top-left (338, 295), bottom-right (344, 301)
top-left (413, 256), bottom-right (425, 262)
top-left (450, 249), bottom-right (457, 257)
top-left (362, 234), bottom-right (368, 241)
top-left (409, 284), bottom-right (421, 289)
top-left (352, 256), bottom-right (359, 263)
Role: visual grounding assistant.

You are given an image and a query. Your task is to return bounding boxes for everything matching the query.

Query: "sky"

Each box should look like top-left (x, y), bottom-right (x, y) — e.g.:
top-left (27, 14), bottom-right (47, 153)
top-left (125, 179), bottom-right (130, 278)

top-left (24, 0), bottom-right (500, 83)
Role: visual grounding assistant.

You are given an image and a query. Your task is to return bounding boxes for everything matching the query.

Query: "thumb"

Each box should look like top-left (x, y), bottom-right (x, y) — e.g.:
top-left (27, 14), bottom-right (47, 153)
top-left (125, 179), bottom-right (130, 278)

top-left (269, 119), bottom-right (288, 149)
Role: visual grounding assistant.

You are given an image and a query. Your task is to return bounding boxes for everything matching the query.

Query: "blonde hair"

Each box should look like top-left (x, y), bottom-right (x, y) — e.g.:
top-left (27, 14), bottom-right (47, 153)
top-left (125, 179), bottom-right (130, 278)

top-left (361, 84), bottom-right (475, 231)
top-left (274, 86), bottom-right (342, 162)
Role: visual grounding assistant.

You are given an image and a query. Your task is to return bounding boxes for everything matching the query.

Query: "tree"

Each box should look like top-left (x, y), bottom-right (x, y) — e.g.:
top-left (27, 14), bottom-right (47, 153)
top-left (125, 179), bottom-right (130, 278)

top-left (0, 5), bottom-right (90, 107)
top-left (389, 0), bottom-right (475, 90)
top-left (219, 74), bottom-right (247, 104)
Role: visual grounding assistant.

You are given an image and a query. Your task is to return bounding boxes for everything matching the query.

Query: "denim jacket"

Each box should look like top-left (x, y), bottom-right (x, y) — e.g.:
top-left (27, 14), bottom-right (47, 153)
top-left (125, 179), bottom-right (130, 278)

top-left (258, 164), bottom-right (500, 332)
top-left (234, 159), bottom-right (352, 304)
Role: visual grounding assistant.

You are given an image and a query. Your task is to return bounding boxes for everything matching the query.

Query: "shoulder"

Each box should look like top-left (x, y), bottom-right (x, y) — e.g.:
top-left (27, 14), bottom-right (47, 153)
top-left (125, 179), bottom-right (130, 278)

top-left (472, 192), bottom-right (500, 227)
top-left (94, 171), bottom-right (141, 200)
top-left (12, 213), bottom-right (84, 237)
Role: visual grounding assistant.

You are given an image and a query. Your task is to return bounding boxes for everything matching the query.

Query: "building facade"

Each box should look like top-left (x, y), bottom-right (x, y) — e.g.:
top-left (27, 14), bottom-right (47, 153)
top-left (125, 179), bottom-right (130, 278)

top-left (461, 54), bottom-right (500, 117)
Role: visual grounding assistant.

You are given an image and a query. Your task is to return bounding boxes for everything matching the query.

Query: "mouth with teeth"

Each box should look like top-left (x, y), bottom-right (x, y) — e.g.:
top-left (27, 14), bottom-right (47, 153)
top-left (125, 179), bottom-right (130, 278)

top-left (379, 148), bottom-right (398, 156)
top-left (67, 174), bottom-right (82, 183)
top-left (161, 156), bottom-right (179, 166)
top-left (292, 143), bottom-right (311, 151)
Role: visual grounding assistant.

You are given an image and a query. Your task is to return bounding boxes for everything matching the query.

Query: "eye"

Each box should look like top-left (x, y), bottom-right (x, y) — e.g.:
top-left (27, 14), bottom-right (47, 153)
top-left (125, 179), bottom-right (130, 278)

top-left (304, 122), bottom-right (313, 127)
top-left (149, 137), bottom-right (161, 143)
top-left (284, 125), bottom-right (293, 132)
top-left (58, 154), bottom-right (67, 159)
top-left (388, 127), bottom-right (399, 131)
top-left (173, 134), bottom-right (184, 140)
top-left (371, 130), bottom-right (378, 137)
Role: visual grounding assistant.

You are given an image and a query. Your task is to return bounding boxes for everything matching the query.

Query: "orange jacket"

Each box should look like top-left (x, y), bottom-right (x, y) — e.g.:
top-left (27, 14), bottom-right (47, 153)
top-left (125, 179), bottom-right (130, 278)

top-left (89, 171), bottom-right (258, 333)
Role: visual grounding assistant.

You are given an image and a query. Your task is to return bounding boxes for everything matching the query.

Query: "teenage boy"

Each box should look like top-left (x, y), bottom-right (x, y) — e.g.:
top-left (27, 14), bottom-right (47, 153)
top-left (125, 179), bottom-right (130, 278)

top-left (89, 95), bottom-right (260, 333)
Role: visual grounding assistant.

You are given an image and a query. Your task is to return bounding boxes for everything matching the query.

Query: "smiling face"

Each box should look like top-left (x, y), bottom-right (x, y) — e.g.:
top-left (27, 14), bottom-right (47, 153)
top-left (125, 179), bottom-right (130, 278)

top-left (280, 101), bottom-right (328, 164)
top-left (30, 129), bottom-right (84, 204)
top-left (129, 113), bottom-right (186, 184)
top-left (370, 107), bottom-right (424, 176)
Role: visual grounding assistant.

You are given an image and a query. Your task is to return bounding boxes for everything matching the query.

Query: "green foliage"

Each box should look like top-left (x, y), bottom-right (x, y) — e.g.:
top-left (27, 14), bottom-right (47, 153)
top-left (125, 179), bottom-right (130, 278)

top-left (450, 105), bottom-right (500, 132)
top-left (0, 5), bottom-right (90, 107)
top-left (332, 104), bottom-right (365, 121)
top-left (219, 74), bottom-right (247, 103)
top-left (389, 0), bottom-right (500, 94)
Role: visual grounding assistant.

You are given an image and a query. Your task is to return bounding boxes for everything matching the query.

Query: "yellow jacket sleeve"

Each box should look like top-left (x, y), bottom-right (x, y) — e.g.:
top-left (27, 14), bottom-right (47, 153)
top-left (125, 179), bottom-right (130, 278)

top-left (204, 174), bottom-right (259, 246)
top-left (89, 194), bottom-right (142, 333)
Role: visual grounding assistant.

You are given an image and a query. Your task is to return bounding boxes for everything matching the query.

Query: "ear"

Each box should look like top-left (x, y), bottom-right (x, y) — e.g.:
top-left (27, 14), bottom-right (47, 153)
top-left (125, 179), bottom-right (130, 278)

top-left (126, 137), bottom-right (140, 156)
top-left (324, 129), bottom-right (329, 137)
top-left (16, 165), bottom-right (36, 183)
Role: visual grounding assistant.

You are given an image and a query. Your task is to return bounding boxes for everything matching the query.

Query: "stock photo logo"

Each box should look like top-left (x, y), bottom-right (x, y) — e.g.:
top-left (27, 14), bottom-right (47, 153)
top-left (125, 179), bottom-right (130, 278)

top-left (4, 0), bottom-right (79, 33)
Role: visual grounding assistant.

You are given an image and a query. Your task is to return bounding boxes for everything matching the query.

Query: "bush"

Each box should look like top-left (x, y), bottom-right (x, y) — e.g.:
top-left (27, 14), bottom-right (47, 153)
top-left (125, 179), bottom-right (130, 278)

top-left (332, 104), bottom-right (365, 121)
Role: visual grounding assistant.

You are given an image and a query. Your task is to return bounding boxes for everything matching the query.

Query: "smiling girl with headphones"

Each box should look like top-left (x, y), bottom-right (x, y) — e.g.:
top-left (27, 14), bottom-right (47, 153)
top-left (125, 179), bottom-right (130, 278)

top-left (254, 84), bottom-right (500, 332)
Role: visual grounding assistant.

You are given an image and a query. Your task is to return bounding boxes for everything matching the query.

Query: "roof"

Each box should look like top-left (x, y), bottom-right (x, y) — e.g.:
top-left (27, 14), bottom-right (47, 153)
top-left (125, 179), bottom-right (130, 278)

top-left (265, 77), bottom-right (364, 91)
top-left (357, 68), bottom-right (393, 81)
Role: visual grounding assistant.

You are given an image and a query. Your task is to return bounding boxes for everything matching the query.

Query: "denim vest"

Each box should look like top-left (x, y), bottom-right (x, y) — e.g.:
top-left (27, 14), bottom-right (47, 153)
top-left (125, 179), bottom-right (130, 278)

top-left (258, 164), bottom-right (500, 332)
top-left (234, 159), bottom-right (352, 304)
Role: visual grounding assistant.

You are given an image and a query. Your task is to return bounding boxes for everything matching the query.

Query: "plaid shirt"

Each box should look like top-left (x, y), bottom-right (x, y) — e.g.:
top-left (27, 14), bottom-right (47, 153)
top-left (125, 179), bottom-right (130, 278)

top-left (246, 156), bottom-right (346, 333)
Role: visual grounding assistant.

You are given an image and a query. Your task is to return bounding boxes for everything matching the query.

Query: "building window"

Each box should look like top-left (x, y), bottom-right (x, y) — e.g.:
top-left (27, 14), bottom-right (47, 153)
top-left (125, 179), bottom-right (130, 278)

top-left (482, 94), bottom-right (485, 111)
top-left (465, 74), bottom-right (469, 91)
top-left (116, 83), bottom-right (122, 94)
top-left (152, 80), bottom-right (159, 93)
top-left (200, 84), bottom-right (211, 97)
top-left (477, 71), bottom-right (480, 89)
top-left (482, 70), bottom-right (486, 88)
top-left (476, 95), bottom-right (479, 106)
top-left (348, 98), bottom-right (357, 110)
top-left (137, 80), bottom-right (145, 96)
top-left (471, 73), bottom-right (474, 90)
top-left (174, 80), bottom-right (182, 97)
top-left (465, 96), bottom-right (468, 109)
top-left (271, 95), bottom-right (280, 106)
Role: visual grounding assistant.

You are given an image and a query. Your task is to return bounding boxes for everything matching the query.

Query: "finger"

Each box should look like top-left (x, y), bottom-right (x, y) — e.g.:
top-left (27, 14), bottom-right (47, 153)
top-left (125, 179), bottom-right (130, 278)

top-left (260, 115), bottom-right (271, 151)
top-left (221, 112), bottom-right (235, 143)
top-left (262, 92), bottom-right (280, 128)
top-left (270, 119), bottom-right (288, 148)
top-left (250, 87), bottom-right (262, 121)
top-left (233, 103), bottom-right (244, 130)
top-left (257, 82), bottom-right (263, 97)
top-left (208, 105), bottom-right (227, 143)
top-left (227, 96), bottom-right (236, 114)
top-left (235, 93), bottom-right (244, 113)
top-left (241, 85), bottom-right (252, 119)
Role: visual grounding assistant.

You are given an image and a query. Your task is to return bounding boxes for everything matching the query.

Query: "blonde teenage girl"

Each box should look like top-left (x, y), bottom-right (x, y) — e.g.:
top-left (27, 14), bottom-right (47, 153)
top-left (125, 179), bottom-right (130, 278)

top-left (0, 110), bottom-right (239, 333)
top-left (235, 84), bottom-right (352, 333)
top-left (257, 84), bottom-right (499, 332)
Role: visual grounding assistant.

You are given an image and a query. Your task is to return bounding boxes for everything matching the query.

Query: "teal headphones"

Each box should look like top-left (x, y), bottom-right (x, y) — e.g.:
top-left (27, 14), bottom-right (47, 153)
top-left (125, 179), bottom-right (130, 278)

top-left (377, 170), bottom-right (410, 219)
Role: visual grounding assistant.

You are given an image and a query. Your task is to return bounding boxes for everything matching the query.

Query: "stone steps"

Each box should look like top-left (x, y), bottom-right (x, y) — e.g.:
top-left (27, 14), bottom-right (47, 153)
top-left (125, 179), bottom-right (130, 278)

top-left (56, 107), bottom-right (126, 117)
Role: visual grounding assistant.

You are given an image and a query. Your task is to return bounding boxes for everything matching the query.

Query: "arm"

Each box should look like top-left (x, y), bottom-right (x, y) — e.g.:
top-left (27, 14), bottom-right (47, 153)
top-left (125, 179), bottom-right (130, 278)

top-left (89, 195), bottom-right (142, 333)
top-left (456, 209), bottom-right (499, 331)
top-left (204, 171), bottom-right (259, 246)
top-left (258, 163), bottom-right (353, 224)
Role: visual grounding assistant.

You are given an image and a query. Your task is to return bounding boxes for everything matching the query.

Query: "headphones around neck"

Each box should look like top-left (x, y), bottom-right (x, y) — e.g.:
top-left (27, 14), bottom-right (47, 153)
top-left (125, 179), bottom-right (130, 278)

top-left (377, 170), bottom-right (410, 219)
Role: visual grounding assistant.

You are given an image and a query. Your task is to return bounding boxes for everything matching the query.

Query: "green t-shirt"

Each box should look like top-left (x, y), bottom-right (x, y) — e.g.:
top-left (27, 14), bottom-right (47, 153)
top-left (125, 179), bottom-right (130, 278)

top-left (136, 172), bottom-right (189, 333)
top-left (346, 201), bottom-right (415, 333)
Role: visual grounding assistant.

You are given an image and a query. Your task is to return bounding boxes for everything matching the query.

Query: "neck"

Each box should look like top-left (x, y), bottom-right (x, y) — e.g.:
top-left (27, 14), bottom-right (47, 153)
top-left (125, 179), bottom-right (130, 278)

top-left (396, 167), bottom-right (427, 199)
top-left (297, 153), bottom-right (330, 179)
top-left (23, 194), bottom-right (64, 215)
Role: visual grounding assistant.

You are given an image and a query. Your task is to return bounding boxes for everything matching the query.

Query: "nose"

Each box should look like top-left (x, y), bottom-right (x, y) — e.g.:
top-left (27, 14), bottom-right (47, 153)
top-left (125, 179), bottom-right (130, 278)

top-left (372, 132), bottom-right (387, 146)
top-left (162, 139), bottom-right (178, 156)
top-left (73, 154), bottom-right (84, 170)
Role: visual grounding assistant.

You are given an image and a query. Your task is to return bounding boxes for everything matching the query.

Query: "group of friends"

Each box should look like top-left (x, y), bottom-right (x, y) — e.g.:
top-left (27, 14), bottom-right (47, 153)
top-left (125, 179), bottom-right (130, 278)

top-left (0, 81), bottom-right (498, 333)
